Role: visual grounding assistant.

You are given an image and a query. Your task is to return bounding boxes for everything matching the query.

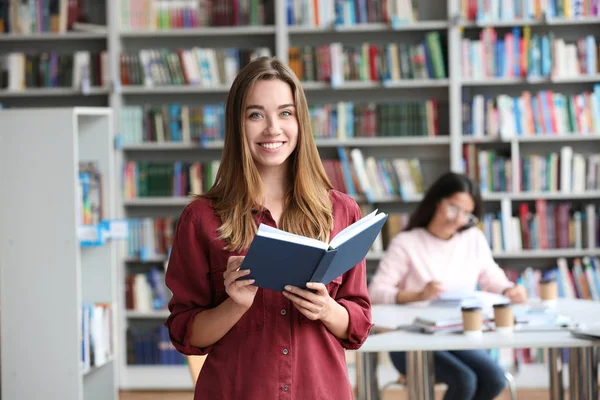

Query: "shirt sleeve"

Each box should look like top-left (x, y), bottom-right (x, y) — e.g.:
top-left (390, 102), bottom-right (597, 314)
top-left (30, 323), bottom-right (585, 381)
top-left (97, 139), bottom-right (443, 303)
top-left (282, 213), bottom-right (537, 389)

top-left (164, 207), bottom-right (214, 356)
top-left (474, 229), bottom-right (514, 294)
top-left (333, 200), bottom-right (375, 350)
top-left (367, 234), bottom-right (409, 304)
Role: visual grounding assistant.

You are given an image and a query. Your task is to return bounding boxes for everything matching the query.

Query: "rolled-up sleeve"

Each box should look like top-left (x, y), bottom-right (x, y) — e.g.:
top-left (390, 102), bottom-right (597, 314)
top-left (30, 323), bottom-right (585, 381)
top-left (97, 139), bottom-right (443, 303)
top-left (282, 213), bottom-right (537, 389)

top-left (334, 201), bottom-right (374, 350)
top-left (164, 207), bottom-right (213, 355)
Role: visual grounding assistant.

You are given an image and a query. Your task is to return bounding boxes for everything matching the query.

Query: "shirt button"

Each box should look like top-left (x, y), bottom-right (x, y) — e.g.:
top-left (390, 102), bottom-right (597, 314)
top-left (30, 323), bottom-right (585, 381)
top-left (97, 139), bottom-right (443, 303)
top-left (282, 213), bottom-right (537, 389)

top-left (283, 385), bottom-right (289, 391)
top-left (282, 348), bottom-right (289, 355)
top-left (280, 309), bottom-right (287, 315)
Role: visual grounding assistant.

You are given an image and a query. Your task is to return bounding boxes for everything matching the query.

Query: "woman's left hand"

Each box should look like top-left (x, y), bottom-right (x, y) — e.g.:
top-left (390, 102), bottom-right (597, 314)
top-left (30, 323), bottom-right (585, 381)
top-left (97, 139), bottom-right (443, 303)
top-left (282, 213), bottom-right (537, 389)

top-left (504, 285), bottom-right (528, 304)
top-left (283, 282), bottom-right (334, 321)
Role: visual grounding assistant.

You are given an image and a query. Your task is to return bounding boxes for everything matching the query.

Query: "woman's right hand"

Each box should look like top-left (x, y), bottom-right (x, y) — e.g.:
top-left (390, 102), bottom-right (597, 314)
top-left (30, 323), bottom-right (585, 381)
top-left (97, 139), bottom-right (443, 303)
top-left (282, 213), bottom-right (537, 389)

top-left (223, 256), bottom-right (258, 309)
top-left (419, 280), bottom-right (444, 301)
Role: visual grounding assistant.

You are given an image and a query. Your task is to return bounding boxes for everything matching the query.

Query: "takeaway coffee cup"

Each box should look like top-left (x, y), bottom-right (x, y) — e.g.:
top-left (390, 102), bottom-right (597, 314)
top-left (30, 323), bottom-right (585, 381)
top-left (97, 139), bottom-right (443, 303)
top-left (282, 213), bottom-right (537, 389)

top-left (540, 278), bottom-right (558, 307)
top-left (493, 303), bottom-right (514, 334)
top-left (462, 306), bottom-right (483, 337)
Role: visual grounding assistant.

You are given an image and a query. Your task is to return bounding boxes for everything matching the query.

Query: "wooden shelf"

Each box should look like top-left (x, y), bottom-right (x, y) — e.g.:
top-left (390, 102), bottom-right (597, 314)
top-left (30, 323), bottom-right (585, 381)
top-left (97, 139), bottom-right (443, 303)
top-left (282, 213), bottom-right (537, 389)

top-left (0, 32), bottom-right (107, 41)
top-left (126, 310), bottom-right (170, 319)
top-left (462, 134), bottom-right (600, 143)
top-left (288, 21), bottom-right (448, 33)
top-left (459, 17), bottom-right (600, 28)
top-left (0, 87), bottom-right (109, 97)
top-left (120, 26), bottom-right (276, 37)
top-left (123, 197), bottom-right (191, 207)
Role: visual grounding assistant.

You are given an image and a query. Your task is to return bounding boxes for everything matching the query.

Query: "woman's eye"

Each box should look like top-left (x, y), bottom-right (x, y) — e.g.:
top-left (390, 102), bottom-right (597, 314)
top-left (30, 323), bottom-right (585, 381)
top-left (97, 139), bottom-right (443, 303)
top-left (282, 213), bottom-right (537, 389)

top-left (249, 112), bottom-right (263, 119)
top-left (280, 110), bottom-right (292, 117)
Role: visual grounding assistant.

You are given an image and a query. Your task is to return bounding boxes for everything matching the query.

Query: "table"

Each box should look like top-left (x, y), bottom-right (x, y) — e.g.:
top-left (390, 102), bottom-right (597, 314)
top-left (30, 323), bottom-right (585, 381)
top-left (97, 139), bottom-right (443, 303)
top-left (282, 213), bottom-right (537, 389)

top-left (355, 299), bottom-right (600, 400)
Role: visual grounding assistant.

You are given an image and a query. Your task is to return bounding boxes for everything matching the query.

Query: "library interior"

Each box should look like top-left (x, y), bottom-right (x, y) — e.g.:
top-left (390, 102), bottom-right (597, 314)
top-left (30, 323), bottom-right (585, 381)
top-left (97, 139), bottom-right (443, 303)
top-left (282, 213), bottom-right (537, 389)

top-left (1, 1), bottom-right (599, 400)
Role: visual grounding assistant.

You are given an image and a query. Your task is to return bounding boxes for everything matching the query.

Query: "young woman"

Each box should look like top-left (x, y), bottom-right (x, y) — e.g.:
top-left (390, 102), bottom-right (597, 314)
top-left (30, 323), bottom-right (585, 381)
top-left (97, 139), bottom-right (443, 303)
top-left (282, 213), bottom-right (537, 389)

top-left (164, 57), bottom-right (373, 400)
top-left (368, 171), bottom-right (527, 400)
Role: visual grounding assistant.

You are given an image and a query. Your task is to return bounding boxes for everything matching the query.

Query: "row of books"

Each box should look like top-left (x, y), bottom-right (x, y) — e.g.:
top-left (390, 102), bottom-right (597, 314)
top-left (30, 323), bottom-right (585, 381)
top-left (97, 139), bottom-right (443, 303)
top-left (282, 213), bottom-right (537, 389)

top-left (520, 148), bottom-right (599, 193)
top-left (462, 28), bottom-right (599, 80)
top-left (310, 100), bottom-right (440, 139)
top-left (126, 217), bottom-right (177, 261)
top-left (121, 209), bottom-right (600, 272)
top-left (120, 0), bottom-right (269, 31)
top-left (118, 100), bottom-right (439, 146)
top-left (506, 256), bottom-right (600, 303)
top-left (126, 268), bottom-right (170, 312)
top-left (119, 47), bottom-right (271, 87)
top-left (483, 200), bottom-right (599, 253)
top-left (288, 34), bottom-right (447, 83)
top-left (462, 87), bottom-right (600, 138)
top-left (463, 147), bottom-right (513, 193)
top-left (461, 0), bottom-right (600, 22)
top-left (286, 0), bottom-right (417, 27)
top-left (0, 0), bottom-right (82, 34)
top-left (81, 303), bottom-right (113, 373)
top-left (122, 161), bottom-right (220, 199)
top-left (77, 162), bottom-right (103, 227)
top-left (120, 104), bottom-right (224, 145)
top-left (323, 149), bottom-right (426, 201)
top-left (127, 325), bottom-right (185, 365)
top-left (0, 51), bottom-right (108, 91)
top-left (463, 145), bottom-right (600, 194)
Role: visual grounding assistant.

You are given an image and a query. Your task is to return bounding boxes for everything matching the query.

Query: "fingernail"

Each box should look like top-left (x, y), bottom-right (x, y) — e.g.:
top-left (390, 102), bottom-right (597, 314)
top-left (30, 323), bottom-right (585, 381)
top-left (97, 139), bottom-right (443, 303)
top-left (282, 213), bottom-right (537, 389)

top-left (284, 285), bottom-right (291, 291)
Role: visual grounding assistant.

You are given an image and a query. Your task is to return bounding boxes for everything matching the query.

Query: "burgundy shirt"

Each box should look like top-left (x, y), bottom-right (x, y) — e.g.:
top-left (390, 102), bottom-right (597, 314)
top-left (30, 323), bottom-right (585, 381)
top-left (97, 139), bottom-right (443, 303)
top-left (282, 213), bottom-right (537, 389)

top-left (164, 190), bottom-right (373, 400)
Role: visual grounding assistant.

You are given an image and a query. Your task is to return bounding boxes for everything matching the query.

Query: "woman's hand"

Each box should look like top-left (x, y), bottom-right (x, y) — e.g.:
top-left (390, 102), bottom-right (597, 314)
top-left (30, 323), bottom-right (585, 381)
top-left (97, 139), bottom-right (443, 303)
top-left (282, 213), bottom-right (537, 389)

top-left (223, 256), bottom-right (258, 309)
top-left (282, 282), bottom-right (335, 321)
top-left (503, 285), bottom-right (528, 304)
top-left (419, 280), bottom-right (444, 301)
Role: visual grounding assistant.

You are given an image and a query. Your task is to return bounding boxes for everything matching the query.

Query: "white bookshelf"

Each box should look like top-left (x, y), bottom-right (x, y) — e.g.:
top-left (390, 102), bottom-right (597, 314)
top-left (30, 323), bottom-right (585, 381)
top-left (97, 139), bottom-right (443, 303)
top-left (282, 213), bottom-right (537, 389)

top-left (111, 0), bottom-right (599, 390)
top-left (0, 107), bottom-right (119, 400)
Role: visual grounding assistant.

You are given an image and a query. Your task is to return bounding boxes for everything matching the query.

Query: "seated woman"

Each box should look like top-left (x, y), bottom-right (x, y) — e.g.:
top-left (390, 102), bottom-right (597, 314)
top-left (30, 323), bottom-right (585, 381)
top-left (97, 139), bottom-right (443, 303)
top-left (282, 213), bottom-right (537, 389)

top-left (368, 171), bottom-right (527, 400)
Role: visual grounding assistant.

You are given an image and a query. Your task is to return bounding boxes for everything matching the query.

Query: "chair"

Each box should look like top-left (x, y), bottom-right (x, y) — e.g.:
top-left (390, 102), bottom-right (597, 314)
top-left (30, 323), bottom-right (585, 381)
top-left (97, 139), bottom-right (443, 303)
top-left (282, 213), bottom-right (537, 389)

top-left (186, 355), bottom-right (207, 386)
top-left (380, 371), bottom-right (517, 400)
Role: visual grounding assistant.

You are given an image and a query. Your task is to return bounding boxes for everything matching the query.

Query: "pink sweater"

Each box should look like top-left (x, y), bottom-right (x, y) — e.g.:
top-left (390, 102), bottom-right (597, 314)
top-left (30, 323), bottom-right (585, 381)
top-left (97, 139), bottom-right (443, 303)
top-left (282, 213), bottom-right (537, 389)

top-left (368, 227), bottom-right (514, 304)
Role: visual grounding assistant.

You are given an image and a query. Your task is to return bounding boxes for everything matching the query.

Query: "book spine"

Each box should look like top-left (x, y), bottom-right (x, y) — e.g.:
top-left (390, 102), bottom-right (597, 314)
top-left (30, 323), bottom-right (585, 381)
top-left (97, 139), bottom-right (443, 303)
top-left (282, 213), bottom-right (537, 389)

top-left (310, 250), bottom-right (338, 284)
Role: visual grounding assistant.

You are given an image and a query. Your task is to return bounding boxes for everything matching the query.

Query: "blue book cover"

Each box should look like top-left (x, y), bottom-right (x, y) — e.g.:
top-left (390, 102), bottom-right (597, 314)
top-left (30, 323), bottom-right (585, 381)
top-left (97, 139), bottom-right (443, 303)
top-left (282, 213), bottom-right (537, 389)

top-left (240, 210), bottom-right (388, 291)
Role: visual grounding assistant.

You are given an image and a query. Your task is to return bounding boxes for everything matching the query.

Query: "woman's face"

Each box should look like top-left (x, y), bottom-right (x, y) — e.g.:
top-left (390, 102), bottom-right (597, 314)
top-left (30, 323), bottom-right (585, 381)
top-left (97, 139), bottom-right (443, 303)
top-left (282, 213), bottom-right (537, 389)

top-left (430, 192), bottom-right (477, 237)
top-left (243, 79), bottom-right (299, 175)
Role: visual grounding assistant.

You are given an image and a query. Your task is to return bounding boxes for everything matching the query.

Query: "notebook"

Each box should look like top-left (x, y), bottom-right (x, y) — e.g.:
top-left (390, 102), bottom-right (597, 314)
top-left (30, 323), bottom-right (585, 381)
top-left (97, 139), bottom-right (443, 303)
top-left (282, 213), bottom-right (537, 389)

top-left (239, 210), bottom-right (388, 291)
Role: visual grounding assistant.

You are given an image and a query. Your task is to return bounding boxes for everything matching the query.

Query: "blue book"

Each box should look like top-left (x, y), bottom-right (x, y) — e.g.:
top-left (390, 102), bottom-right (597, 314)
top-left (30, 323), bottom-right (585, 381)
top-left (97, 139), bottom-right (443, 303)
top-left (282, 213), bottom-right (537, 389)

top-left (240, 210), bottom-right (388, 291)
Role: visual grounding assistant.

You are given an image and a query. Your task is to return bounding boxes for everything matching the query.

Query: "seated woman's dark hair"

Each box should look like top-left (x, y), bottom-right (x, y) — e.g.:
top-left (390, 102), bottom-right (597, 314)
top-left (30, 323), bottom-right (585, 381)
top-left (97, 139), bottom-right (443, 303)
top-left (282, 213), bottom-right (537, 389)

top-left (405, 172), bottom-right (482, 231)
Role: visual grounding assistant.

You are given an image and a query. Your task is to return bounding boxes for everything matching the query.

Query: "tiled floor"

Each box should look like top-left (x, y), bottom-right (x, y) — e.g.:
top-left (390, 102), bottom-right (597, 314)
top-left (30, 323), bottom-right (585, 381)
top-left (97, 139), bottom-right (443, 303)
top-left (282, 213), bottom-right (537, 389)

top-left (119, 388), bottom-right (557, 400)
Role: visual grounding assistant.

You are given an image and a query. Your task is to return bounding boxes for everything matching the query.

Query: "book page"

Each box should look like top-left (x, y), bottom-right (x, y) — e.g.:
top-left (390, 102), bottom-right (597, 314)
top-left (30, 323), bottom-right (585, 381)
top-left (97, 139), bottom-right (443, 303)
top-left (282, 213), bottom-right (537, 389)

top-left (256, 224), bottom-right (328, 250)
top-left (328, 209), bottom-right (377, 246)
top-left (329, 211), bottom-right (386, 249)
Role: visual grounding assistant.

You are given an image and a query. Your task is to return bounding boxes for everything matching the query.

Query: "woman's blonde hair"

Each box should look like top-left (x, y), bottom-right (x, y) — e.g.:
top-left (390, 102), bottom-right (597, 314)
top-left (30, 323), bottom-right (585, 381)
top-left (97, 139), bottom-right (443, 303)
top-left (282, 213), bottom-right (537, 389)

top-left (201, 56), bottom-right (333, 252)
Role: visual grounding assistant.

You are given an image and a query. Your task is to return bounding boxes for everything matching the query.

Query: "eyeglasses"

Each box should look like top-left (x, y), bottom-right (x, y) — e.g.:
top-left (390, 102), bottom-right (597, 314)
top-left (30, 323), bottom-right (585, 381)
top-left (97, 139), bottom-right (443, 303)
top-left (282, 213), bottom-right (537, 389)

top-left (444, 202), bottom-right (479, 226)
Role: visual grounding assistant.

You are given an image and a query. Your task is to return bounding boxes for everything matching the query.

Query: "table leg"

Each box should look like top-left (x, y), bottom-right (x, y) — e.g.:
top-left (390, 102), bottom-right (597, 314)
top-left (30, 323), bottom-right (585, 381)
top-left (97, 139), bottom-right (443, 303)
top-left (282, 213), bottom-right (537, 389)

top-left (568, 348), bottom-right (582, 400)
top-left (355, 352), bottom-right (379, 400)
top-left (547, 348), bottom-right (564, 400)
top-left (580, 346), bottom-right (598, 400)
top-left (567, 347), bottom-right (599, 400)
top-left (406, 350), bottom-right (435, 400)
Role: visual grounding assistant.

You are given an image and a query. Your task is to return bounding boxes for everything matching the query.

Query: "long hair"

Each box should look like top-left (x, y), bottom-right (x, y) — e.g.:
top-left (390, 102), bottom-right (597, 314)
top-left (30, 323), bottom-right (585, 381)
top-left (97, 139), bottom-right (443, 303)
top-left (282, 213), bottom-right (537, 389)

top-left (201, 56), bottom-right (334, 252)
top-left (405, 172), bottom-right (482, 232)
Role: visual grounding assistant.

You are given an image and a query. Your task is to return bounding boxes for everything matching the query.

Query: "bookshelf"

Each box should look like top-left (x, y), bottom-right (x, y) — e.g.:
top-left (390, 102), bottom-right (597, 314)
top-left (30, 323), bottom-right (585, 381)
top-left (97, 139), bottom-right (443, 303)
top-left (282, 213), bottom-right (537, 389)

top-left (1, 0), bottom-right (598, 393)
top-left (0, 107), bottom-right (119, 399)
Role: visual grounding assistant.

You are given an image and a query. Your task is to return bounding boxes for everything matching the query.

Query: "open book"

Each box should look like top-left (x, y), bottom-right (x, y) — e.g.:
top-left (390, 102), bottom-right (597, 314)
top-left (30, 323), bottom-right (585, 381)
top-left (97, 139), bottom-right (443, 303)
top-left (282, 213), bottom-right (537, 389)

top-left (239, 210), bottom-right (388, 291)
